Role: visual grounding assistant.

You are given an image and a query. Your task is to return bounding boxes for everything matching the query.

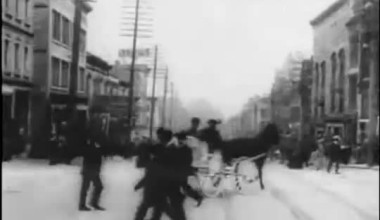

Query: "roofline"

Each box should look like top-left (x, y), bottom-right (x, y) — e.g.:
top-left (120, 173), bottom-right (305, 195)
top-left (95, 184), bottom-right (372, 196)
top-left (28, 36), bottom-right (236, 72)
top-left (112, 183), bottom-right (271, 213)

top-left (310, 0), bottom-right (348, 26)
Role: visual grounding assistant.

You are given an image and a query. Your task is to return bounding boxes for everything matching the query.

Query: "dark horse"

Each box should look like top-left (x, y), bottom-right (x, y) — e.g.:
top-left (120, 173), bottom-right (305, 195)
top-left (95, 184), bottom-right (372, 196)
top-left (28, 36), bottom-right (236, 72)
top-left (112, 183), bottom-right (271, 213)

top-left (219, 123), bottom-right (280, 190)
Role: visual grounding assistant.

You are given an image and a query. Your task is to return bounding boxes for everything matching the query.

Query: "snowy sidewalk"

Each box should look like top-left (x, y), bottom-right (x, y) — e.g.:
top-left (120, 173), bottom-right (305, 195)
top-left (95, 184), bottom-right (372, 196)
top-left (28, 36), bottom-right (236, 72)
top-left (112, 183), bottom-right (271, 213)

top-left (2, 159), bottom-right (299, 220)
top-left (265, 163), bottom-right (379, 220)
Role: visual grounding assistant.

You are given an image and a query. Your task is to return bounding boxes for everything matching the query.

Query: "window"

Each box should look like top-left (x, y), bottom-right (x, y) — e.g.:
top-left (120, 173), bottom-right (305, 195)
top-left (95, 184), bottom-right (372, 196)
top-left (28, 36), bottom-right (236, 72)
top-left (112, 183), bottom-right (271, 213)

top-left (320, 61), bottom-right (326, 115)
top-left (80, 30), bottom-right (86, 52)
top-left (61, 61), bottom-right (69, 88)
top-left (52, 57), bottom-right (60, 87)
top-left (4, 40), bottom-right (9, 69)
top-left (338, 50), bottom-right (345, 113)
top-left (348, 75), bottom-right (357, 110)
top-left (24, 47), bottom-right (29, 75)
top-left (14, 43), bottom-right (20, 72)
top-left (349, 32), bottom-right (359, 68)
top-left (330, 53), bottom-right (337, 112)
top-left (361, 89), bottom-right (369, 119)
top-left (78, 67), bottom-right (85, 91)
top-left (62, 17), bottom-right (70, 45)
top-left (86, 76), bottom-right (91, 95)
top-left (15, 0), bottom-right (19, 17)
top-left (25, 0), bottom-right (29, 19)
top-left (314, 64), bottom-right (319, 98)
top-left (53, 10), bottom-right (61, 41)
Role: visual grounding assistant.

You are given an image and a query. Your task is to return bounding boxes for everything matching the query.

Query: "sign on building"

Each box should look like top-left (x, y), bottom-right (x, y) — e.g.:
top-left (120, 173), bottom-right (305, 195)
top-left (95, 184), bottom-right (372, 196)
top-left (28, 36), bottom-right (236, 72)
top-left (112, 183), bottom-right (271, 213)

top-left (119, 48), bottom-right (151, 58)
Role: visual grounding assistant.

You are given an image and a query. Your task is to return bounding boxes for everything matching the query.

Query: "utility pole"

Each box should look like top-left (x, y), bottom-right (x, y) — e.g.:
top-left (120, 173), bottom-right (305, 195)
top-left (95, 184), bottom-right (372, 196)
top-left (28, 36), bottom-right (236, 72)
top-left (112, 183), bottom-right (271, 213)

top-left (169, 82), bottom-right (174, 130)
top-left (149, 45), bottom-right (158, 139)
top-left (127, 0), bottom-right (141, 141)
top-left (364, 0), bottom-right (379, 166)
top-left (161, 68), bottom-right (168, 127)
top-left (68, 0), bottom-right (83, 121)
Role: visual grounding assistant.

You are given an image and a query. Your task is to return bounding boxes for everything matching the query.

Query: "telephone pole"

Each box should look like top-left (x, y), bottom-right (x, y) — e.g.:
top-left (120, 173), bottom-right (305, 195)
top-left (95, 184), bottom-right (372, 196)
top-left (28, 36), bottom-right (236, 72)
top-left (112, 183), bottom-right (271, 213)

top-left (149, 45), bottom-right (158, 139)
top-left (161, 68), bottom-right (169, 127)
top-left (169, 82), bottom-right (174, 130)
top-left (127, 0), bottom-right (141, 141)
top-left (68, 0), bottom-right (83, 120)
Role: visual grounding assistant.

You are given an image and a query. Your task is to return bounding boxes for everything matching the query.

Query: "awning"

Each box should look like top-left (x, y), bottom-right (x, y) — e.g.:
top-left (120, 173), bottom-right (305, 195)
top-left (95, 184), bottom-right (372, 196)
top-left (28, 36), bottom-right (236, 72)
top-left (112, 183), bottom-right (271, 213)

top-left (2, 85), bottom-right (15, 94)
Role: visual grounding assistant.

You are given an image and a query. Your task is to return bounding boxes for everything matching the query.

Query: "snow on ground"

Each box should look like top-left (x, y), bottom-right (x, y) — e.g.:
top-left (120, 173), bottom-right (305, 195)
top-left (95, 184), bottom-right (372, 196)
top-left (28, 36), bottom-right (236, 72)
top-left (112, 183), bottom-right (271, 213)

top-left (264, 163), bottom-right (379, 220)
top-left (2, 158), bottom-right (299, 220)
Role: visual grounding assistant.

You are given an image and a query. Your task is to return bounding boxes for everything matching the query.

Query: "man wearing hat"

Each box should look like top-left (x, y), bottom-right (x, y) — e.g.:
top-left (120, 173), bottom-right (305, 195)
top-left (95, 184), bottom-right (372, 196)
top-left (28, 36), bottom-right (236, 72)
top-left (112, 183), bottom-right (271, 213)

top-left (199, 119), bottom-right (223, 153)
top-left (185, 117), bottom-right (201, 137)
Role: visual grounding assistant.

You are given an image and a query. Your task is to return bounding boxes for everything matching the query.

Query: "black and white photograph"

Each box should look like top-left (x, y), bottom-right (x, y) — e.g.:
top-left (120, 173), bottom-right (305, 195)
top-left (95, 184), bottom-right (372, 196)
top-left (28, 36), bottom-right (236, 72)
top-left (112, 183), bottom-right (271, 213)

top-left (1, 0), bottom-right (379, 219)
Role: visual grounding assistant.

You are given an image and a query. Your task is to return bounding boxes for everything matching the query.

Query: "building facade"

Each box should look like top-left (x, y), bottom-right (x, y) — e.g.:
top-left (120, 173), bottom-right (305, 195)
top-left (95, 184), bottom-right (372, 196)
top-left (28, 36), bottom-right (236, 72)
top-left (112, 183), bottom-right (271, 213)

top-left (2, 0), bottom-right (35, 138)
top-left (30, 0), bottom-right (92, 157)
top-left (310, 0), bottom-right (378, 146)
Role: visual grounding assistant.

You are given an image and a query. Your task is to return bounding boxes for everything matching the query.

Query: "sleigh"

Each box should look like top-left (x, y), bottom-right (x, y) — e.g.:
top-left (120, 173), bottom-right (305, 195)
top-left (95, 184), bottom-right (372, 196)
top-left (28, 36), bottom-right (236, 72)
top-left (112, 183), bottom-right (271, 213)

top-left (185, 136), bottom-right (266, 198)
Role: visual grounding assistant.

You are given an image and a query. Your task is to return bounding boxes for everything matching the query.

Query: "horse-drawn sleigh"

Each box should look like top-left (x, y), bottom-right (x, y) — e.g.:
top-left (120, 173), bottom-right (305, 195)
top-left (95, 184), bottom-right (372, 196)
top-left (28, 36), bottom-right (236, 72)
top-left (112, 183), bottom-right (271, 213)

top-left (184, 123), bottom-right (280, 198)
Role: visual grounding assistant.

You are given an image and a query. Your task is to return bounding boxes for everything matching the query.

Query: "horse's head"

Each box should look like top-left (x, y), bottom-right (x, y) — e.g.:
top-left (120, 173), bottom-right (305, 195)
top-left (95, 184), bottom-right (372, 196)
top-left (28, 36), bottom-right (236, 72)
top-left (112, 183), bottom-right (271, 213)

top-left (260, 123), bottom-right (280, 146)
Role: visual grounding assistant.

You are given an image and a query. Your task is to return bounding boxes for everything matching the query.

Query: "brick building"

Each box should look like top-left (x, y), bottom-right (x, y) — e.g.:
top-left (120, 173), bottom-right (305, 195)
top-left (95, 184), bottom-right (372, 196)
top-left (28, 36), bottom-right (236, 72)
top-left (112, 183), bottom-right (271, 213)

top-left (310, 0), bottom-right (358, 143)
top-left (310, 0), bottom-right (378, 146)
top-left (2, 0), bottom-right (34, 138)
top-left (30, 0), bottom-right (92, 157)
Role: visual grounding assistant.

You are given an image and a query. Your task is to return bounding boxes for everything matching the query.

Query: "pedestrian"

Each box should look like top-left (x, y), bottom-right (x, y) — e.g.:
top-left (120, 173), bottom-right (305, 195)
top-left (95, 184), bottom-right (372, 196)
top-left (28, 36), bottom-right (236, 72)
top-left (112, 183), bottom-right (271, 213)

top-left (315, 137), bottom-right (326, 170)
top-left (171, 132), bottom-right (203, 207)
top-left (327, 135), bottom-right (342, 174)
top-left (134, 129), bottom-right (175, 220)
top-left (199, 119), bottom-right (223, 153)
top-left (184, 117), bottom-right (201, 137)
top-left (78, 120), bottom-right (105, 211)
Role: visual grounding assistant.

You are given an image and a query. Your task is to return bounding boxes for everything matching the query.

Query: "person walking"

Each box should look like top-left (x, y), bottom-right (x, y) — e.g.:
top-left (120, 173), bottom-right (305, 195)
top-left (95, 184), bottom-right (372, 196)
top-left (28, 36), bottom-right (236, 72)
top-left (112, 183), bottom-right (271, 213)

top-left (185, 117), bottom-right (201, 137)
top-left (199, 119), bottom-right (223, 153)
top-left (78, 121), bottom-right (105, 211)
top-left (327, 135), bottom-right (342, 174)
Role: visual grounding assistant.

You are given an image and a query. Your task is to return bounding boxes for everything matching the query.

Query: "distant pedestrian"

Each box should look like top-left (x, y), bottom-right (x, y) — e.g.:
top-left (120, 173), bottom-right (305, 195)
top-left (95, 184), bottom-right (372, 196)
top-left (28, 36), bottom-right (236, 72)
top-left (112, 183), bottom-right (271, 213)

top-left (79, 120), bottom-right (105, 211)
top-left (184, 117), bottom-right (201, 137)
top-left (327, 135), bottom-right (342, 174)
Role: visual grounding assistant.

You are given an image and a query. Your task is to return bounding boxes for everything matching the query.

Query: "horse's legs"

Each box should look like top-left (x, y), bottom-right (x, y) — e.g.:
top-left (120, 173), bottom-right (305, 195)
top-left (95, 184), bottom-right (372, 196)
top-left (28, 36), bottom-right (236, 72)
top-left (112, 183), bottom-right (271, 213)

top-left (255, 159), bottom-right (265, 190)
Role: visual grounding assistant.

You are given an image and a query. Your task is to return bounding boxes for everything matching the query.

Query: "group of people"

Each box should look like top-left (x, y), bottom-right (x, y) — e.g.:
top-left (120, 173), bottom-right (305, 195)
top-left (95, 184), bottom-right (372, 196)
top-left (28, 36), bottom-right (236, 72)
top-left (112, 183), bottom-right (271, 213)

top-left (133, 117), bottom-right (223, 220)
top-left (77, 116), bottom-right (224, 220)
top-left (310, 132), bottom-right (351, 174)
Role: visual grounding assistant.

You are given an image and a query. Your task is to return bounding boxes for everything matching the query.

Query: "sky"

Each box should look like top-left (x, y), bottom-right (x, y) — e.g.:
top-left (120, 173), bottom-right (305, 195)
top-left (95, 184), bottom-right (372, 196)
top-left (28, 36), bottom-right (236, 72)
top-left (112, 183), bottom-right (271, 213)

top-left (87, 0), bottom-right (335, 117)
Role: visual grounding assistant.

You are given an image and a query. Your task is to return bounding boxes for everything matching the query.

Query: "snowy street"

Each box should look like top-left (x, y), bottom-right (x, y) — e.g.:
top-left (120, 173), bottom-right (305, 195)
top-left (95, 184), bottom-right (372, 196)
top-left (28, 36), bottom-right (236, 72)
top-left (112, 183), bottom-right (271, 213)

top-left (2, 159), bottom-right (379, 220)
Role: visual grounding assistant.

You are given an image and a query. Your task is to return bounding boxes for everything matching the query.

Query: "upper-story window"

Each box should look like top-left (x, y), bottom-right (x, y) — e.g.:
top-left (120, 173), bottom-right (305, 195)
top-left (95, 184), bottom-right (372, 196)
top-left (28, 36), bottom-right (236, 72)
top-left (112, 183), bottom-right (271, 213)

top-left (24, 47), bottom-right (29, 76)
top-left (52, 57), bottom-right (60, 87)
top-left (349, 31), bottom-right (359, 68)
top-left (320, 61), bottom-right (326, 115)
top-left (80, 30), bottom-right (86, 53)
top-left (62, 17), bottom-right (71, 45)
top-left (25, 0), bottom-right (30, 20)
top-left (78, 67), bottom-right (85, 92)
top-left (338, 49), bottom-right (345, 113)
top-left (53, 10), bottom-right (61, 41)
top-left (61, 61), bottom-right (70, 88)
top-left (4, 40), bottom-right (10, 70)
top-left (15, 0), bottom-right (20, 18)
top-left (330, 53), bottom-right (337, 113)
top-left (14, 43), bottom-right (20, 73)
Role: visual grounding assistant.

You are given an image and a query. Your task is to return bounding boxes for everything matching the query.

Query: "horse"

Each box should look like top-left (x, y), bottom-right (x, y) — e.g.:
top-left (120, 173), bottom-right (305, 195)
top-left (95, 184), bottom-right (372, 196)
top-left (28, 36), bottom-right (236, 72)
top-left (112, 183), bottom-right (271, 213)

top-left (217, 123), bottom-right (280, 190)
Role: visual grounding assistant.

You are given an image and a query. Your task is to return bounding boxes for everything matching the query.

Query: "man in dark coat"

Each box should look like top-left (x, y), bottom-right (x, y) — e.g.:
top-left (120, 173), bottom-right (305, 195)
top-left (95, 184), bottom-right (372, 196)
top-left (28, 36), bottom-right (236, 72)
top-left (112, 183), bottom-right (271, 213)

top-left (199, 119), bottom-right (223, 153)
top-left (78, 123), bottom-right (105, 211)
top-left (184, 117), bottom-right (201, 137)
top-left (134, 129), bottom-right (174, 220)
top-left (326, 135), bottom-right (342, 174)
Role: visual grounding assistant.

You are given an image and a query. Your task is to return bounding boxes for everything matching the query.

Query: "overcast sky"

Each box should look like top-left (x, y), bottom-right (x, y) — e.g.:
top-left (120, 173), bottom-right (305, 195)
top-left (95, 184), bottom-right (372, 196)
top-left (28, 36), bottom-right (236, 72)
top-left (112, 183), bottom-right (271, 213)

top-left (87, 0), bottom-right (335, 117)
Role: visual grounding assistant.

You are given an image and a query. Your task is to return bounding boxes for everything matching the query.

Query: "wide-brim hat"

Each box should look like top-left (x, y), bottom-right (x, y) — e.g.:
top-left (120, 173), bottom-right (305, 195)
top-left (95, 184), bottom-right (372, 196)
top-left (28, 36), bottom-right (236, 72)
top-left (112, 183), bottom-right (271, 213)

top-left (208, 119), bottom-right (221, 125)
